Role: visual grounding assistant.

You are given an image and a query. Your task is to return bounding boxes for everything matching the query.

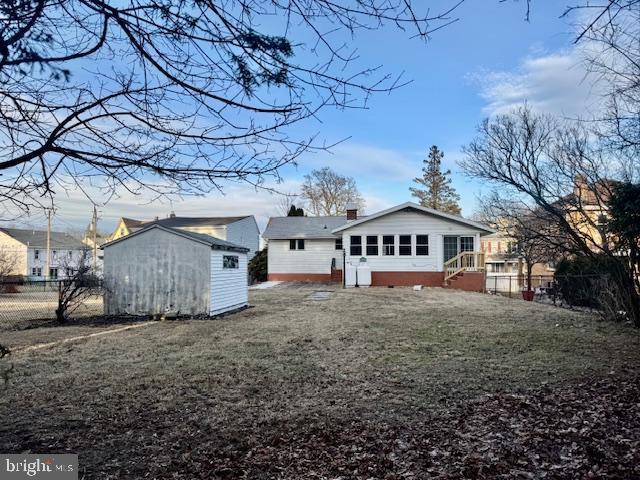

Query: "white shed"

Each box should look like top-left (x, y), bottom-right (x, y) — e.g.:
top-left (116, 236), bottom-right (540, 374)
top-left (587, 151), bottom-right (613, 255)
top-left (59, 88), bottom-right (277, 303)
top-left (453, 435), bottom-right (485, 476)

top-left (102, 224), bottom-right (249, 317)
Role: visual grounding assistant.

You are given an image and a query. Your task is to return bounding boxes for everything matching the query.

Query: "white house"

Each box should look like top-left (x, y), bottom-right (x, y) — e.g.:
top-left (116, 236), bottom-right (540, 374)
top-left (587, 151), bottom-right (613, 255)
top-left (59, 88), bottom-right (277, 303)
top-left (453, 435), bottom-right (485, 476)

top-left (102, 224), bottom-right (249, 316)
top-left (0, 228), bottom-right (87, 280)
top-left (262, 202), bottom-right (494, 291)
top-left (108, 213), bottom-right (260, 260)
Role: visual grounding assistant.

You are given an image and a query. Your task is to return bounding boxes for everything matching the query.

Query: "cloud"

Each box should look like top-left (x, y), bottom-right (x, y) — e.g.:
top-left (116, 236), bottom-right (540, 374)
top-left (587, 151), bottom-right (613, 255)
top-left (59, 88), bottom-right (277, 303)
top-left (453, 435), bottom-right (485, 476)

top-left (470, 49), bottom-right (606, 118)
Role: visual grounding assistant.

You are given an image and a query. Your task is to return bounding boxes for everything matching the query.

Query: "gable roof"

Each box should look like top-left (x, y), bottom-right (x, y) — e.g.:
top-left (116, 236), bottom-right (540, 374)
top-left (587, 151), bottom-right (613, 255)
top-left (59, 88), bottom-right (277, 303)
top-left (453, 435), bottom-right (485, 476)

top-left (0, 228), bottom-right (85, 249)
top-left (331, 202), bottom-right (495, 234)
top-left (262, 216), bottom-right (350, 239)
top-left (137, 216), bottom-right (249, 230)
top-left (101, 224), bottom-right (249, 252)
top-left (121, 217), bottom-right (145, 229)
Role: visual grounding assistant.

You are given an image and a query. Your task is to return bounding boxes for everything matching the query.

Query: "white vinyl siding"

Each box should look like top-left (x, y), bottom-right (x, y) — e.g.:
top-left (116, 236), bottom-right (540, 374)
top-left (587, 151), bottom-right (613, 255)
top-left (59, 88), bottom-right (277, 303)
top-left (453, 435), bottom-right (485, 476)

top-left (226, 216), bottom-right (260, 260)
top-left (210, 250), bottom-right (248, 315)
top-left (268, 239), bottom-right (338, 274)
top-left (342, 210), bottom-right (482, 272)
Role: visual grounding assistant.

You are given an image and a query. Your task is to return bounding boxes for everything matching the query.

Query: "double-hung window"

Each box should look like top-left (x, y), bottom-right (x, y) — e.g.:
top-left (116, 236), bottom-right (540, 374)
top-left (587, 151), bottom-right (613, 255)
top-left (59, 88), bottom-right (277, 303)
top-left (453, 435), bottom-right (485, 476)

top-left (350, 236), bottom-right (362, 256)
top-left (335, 238), bottom-right (343, 250)
top-left (289, 239), bottom-right (305, 250)
top-left (366, 236), bottom-right (379, 256)
top-left (382, 235), bottom-right (395, 256)
top-left (399, 235), bottom-right (411, 256)
top-left (416, 235), bottom-right (429, 256)
top-left (34, 249), bottom-right (40, 260)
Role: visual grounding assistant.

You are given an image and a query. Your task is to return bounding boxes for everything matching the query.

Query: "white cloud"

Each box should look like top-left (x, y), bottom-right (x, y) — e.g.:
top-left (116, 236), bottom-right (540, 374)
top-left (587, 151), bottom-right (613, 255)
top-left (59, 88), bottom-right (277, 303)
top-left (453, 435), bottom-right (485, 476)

top-left (471, 49), bottom-right (606, 118)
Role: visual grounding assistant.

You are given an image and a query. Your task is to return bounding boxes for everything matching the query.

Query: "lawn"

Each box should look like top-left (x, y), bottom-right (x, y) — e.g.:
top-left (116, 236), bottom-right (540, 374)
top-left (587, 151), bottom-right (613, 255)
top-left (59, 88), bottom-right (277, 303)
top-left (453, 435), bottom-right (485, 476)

top-left (1, 285), bottom-right (639, 479)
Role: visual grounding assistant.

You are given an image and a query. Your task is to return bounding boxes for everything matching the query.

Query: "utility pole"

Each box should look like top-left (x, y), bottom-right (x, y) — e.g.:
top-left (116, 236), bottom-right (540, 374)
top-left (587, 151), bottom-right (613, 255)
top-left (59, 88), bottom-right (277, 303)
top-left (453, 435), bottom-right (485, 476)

top-left (45, 210), bottom-right (52, 280)
top-left (92, 206), bottom-right (98, 271)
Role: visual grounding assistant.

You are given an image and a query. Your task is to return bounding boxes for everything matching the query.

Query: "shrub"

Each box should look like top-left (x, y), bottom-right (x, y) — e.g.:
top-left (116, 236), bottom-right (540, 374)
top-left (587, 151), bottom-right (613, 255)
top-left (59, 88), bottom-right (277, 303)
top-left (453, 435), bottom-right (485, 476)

top-left (555, 255), bottom-right (630, 320)
top-left (249, 248), bottom-right (268, 283)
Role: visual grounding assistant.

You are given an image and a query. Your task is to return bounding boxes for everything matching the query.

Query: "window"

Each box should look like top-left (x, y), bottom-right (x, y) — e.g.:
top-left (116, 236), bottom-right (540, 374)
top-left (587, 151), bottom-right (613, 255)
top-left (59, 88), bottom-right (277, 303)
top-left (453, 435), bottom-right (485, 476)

top-left (65, 267), bottom-right (75, 276)
top-left (416, 235), bottom-right (429, 256)
top-left (460, 236), bottom-right (475, 252)
top-left (52, 250), bottom-right (57, 260)
top-left (31, 267), bottom-right (42, 277)
top-left (335, 238), bottom-right (343, 250)
top-left (382, 235), bottom-right (395, 256)
top-left (350, 236), bottom-right (362, 256)
top-left (68, 250), bottom-right (73, 258)
top-left (289, 239), bottom-right (305, 250)
top-left (34, 249), bottom-right (40, 260)
top-left (399, 235), bottom-right (411, 256)
top-left (49, 268), bottom-right (58, 279)
top-left (366, 235), bottom-right (379, 256)
top-left (223, 255), bottom-right (239, 269)
top-left (487, 242), bottom-right (492, 253)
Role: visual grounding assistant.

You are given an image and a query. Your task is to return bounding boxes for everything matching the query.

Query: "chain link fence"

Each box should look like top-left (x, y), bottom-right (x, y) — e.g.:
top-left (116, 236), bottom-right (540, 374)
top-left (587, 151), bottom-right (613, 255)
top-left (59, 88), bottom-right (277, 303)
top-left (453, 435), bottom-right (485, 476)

top-left (0, 280), bottom-right (103, 331)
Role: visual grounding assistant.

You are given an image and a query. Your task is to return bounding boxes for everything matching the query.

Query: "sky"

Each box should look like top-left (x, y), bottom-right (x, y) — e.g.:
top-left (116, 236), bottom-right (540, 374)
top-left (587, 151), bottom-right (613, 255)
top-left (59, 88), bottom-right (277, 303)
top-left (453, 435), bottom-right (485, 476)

top-left (8, 1), bottom-right (601, 235)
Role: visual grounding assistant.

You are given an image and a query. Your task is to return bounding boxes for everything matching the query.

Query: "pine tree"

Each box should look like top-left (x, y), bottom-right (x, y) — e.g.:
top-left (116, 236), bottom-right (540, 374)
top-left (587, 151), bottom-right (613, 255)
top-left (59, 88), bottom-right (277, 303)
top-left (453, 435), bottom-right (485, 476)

top-left (287, 205), bottom-right (304, 216)
top-left (410, 145), bottom-right (461, 215)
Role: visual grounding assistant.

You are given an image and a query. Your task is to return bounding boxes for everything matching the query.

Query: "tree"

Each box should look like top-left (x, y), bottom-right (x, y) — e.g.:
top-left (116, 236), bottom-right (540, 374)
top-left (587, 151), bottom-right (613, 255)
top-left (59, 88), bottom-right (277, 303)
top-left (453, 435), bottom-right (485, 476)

top-left (0, 248), bottom-right (18, 284)
top-left (248, 248), bottom-right (268, 283)
top-left (410, 146), bottom-right (461, 214)
top-left (55, 250), bottom-right (102, 323)
top-left (287, 205), bottom-right (304, 217)
top-left (301, 167), bottom-right (365, 216)
top-left (0, 1), bottom-right (465, 217)
top-left (461, 106), bottom-right (640, 325)
top-left (607, 182), bottom-right (640, 292)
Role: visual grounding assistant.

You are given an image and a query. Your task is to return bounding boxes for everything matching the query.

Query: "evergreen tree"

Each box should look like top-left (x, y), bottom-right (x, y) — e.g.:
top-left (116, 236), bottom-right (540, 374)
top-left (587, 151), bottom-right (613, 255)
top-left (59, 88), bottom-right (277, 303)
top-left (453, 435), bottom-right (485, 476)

top-left (410, 146), bottom-right (461, 214)
top-left (287, 205), bottom-right (305, 216)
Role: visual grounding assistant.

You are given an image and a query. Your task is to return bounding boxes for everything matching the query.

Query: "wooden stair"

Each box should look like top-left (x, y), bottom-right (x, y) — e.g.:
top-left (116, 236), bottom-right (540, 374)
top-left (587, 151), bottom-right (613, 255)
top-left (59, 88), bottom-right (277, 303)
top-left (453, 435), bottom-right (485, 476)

top-left (443, 251), bottom-right (485, 287)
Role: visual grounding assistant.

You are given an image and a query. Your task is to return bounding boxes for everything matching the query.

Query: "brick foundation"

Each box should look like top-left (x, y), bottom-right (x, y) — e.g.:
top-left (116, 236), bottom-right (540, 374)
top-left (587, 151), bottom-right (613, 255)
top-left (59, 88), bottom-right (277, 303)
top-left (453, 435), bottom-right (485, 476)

top-left (444, 272), bottom-right (485, 292)
top-left (268, 273), bottom-right (339, 283)
top-left (371, 271), bottom-right (445, 287)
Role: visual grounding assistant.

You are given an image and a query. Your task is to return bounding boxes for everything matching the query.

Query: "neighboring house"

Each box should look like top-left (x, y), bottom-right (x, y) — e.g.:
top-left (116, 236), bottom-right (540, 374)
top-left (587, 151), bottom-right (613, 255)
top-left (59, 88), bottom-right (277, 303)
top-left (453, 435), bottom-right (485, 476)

top-left (102, 224), bottom-right (249, 316)
top-left (108, 213), bottom-right (260, 260)
top-left (109, 217), bottom-right (145, 241)
top-left (0, 228), bottom-right (87, 280)
top-left (263, 202), bottom-right (494, 291)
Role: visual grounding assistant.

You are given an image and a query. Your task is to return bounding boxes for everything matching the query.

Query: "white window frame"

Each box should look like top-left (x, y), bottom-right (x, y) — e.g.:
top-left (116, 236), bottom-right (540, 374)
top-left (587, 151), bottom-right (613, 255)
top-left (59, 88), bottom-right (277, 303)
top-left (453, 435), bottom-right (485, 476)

top-left (416, 235), bottom-right (429, 256)
top-left (382, 235), bottom-right (395, 256)
top-left (289, 239), bottom-right (305, 250)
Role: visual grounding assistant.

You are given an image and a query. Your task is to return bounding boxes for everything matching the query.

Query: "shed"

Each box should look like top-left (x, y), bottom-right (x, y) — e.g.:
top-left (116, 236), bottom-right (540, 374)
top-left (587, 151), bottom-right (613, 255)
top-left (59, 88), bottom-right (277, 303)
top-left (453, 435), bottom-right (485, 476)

top-left (102, 224), bottom-right (249, 316)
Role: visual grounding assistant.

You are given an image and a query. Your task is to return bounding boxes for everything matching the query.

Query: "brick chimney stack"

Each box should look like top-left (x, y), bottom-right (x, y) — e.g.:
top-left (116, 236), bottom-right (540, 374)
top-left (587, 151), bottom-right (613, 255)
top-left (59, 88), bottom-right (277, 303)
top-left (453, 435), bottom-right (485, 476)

top-left (346, 204), bottom-right (358, 220)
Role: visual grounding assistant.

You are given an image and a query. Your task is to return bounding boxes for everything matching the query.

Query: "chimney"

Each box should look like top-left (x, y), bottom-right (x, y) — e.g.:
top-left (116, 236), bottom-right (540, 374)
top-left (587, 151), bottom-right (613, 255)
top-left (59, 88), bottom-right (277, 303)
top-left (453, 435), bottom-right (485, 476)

top-left (346, 203), bottom-right (358, 220)
top-left (169, 211), bottom-right (176, 218)
top-left (154, 216), bottom-right (159, 221)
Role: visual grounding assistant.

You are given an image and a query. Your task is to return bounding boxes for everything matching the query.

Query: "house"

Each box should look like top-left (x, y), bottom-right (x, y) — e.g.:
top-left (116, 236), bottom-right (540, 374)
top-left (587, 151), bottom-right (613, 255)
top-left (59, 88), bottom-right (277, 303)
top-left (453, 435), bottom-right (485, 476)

top-left (108, 213), bottom-right (260, 259)
top-left (263, 202), bottom-right (494, 291)
top-left (0, 228), bottom-right (87, 280)
top-left (102, 224), bottom-right (249, 316)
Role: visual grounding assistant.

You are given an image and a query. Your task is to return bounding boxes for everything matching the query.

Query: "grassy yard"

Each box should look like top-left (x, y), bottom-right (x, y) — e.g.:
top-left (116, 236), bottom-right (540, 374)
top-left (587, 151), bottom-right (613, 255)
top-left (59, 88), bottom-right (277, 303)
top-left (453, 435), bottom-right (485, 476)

top-left (1, 286), bottom-right (639, 479)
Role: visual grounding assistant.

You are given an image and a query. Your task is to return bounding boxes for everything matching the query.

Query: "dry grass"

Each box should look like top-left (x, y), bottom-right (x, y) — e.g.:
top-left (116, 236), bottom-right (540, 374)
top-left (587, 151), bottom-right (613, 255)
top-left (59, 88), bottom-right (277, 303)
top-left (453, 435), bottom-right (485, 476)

top-left (1, 286), bottom-right (638, 478)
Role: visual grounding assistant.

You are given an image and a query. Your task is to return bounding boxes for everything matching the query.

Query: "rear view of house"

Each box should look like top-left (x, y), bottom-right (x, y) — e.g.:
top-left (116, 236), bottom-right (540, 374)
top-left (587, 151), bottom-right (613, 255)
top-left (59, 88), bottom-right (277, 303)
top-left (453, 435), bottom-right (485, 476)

top-left (102, 224), bottom-right (249, 316)
top-left (263, 202), bottom-right (494, 291)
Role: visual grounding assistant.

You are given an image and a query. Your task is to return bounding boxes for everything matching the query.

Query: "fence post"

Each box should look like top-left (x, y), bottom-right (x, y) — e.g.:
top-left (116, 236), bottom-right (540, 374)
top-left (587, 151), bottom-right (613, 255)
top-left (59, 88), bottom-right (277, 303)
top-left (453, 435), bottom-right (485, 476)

top-left (508, 275), bottom-right (512, 298)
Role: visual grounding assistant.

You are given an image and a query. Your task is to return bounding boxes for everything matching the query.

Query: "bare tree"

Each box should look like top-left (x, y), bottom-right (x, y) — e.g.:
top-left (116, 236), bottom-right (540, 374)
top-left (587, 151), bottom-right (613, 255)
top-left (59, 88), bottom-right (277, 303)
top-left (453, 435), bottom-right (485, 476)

top-left (55, 249), bottom-right (102, 323)
top-left (0, 0), bottom-right (465, 217)
top-left (276, 193), bottom-right (303, 217)
top-left (0, 248), bottom-right (19, 284)
top-left (460, 105), bottom-right (640, 324)
top-left (301, 167), bottom-right (365, 216)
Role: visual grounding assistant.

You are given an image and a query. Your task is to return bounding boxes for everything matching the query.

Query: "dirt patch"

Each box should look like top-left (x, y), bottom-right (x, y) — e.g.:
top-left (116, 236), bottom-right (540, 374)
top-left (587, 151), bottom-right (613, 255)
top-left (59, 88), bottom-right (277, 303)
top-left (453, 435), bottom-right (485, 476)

top-left (0, 286), bottom-right (638, 479)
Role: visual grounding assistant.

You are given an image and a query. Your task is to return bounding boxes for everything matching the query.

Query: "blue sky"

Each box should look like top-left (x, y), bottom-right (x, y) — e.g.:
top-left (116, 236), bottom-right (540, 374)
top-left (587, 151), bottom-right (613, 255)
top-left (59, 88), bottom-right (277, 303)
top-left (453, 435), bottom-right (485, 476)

top-left (16, 1), bottom-right (600, 234)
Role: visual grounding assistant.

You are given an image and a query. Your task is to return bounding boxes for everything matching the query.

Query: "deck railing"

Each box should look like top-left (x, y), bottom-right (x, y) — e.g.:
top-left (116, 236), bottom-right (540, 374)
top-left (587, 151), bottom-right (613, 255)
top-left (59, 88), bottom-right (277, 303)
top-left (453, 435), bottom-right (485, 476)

top-left (444, 251), bottom-right (485, 282)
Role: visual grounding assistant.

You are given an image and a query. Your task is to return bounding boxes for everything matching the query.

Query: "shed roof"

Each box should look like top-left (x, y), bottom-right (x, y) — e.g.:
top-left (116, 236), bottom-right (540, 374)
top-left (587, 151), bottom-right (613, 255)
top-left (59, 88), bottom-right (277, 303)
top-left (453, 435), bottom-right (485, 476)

top-left (102, 224), bottom-right (249, 252)
top-left (262, 216), bottom-right (350, 239)
top-left (0, 228), bottom-right (85, 249)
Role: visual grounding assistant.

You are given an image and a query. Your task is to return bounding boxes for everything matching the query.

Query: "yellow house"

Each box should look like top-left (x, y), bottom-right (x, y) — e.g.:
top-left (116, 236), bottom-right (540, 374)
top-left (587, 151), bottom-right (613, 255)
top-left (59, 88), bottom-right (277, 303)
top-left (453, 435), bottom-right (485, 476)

top-left (109, 218), bottom-right (145, 241)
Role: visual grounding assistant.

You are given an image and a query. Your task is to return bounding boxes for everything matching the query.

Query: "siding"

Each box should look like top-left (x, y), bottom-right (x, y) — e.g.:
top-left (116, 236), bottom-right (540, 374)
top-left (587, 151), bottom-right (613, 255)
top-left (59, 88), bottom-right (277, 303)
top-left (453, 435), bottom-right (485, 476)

top-left (342, 210), bottom-right (483, 272)
top-left (226, 216), bottom-right (260, 260)
top-left (0, 233), bottom-right (27, 276)
top-left (268, 239), bottom-right (338, 275)
top-left (210, 250), bottom-right (248, 315)
top-left (103, 228), bottom-right (211, 315)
